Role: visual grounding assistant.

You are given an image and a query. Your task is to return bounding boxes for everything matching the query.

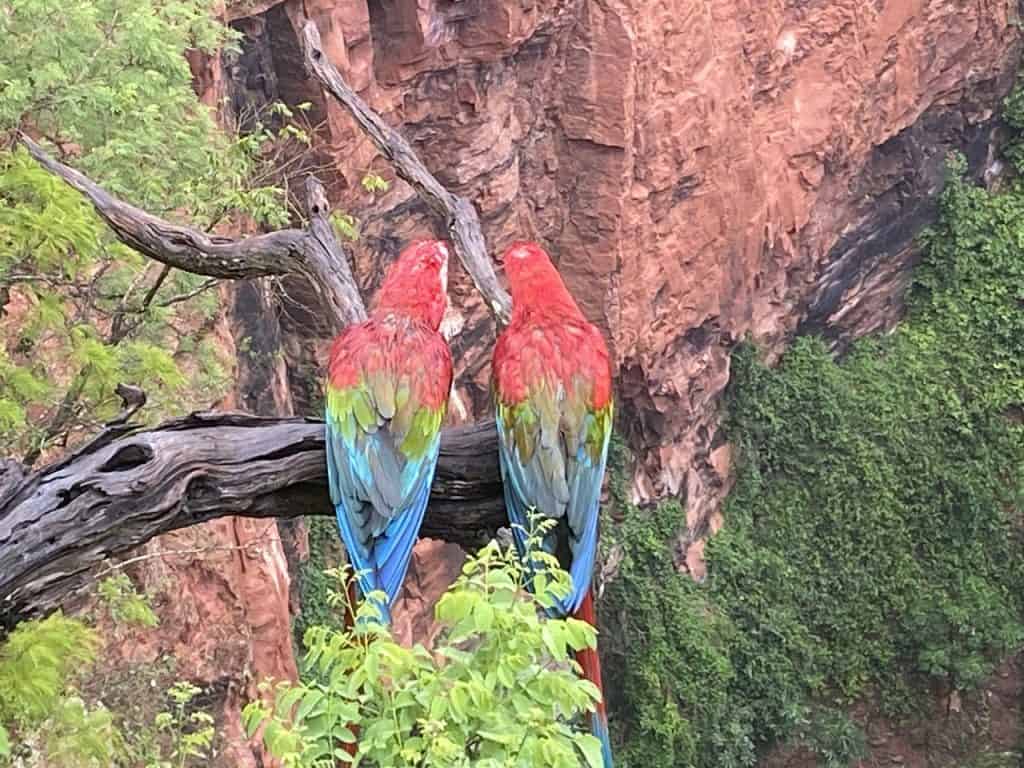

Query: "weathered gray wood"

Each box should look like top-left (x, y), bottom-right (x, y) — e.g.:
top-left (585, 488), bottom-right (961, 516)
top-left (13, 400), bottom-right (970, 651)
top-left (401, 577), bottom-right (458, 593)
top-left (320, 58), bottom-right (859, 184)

top-left (19, 136), bottom-right (366, 332)
top-left (300, 21), bottom-right (513, 326)
top-left (0, 413), bottom-right (502, 628)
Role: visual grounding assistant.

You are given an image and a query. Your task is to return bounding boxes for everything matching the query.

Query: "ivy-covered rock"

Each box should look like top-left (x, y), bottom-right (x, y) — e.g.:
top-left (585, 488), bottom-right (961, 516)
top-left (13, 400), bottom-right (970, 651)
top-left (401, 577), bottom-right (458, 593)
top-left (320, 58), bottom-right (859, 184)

top-left (603, 98), bottom-right (1024, 767)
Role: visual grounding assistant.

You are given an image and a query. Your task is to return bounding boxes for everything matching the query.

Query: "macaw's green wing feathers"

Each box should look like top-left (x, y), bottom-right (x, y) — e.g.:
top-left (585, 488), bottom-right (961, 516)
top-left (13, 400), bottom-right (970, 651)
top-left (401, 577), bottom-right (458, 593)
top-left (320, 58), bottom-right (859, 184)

top-left (326, 412), bottom-right (439, 617)
top-left (496, 375), bottom-right (612, 617)
top-left (325, 318), bottom-right (452, 623)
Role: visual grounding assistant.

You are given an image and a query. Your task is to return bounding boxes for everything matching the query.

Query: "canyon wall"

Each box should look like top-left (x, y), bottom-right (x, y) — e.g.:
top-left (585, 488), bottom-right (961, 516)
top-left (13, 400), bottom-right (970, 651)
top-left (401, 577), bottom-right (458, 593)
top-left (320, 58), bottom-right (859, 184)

top-left (157, 0), bottom-right (1022, 762)
top-left (225, 0), bottom-right (1021, 572)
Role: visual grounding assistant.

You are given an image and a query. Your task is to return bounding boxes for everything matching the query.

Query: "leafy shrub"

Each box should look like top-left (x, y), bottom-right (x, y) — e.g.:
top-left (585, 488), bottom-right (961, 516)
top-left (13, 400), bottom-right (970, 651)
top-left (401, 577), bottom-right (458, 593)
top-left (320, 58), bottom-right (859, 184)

top-left (0, 613), bottom-right (99, 725)
top-left (602, 126), bottom-right (1024, 765)
top-left (245, 533), bottom-right (607, 768)
top-left (0, 588), bottom-right (216, 767)
top-left (0, 613), bottom-right (114, 765)
top-left (97, 573), bottom-right (160, 629)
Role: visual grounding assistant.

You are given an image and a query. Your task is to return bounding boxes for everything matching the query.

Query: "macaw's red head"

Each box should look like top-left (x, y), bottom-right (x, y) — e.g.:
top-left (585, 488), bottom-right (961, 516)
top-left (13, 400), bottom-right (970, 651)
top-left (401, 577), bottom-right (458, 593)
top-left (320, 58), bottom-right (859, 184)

top-left (373, 239), bottom-right (450, 329)
top-left (500, 241), bottom-right (583, 321)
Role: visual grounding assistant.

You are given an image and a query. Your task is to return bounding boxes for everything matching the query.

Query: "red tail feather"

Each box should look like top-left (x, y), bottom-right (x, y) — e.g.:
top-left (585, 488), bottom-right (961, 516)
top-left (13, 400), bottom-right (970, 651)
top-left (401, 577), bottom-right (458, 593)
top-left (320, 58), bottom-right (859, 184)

top-left (572, 590), bottom-right (607, 720)
top-left (344, 579), bottom-right (359, 630)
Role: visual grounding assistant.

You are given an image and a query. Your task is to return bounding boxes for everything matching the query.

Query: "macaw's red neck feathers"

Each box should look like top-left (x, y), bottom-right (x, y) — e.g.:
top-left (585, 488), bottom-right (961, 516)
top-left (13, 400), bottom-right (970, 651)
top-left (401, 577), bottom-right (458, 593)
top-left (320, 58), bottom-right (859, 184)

top-left (373, 239), bottom-right (450, 330)
top-left (502, 241), bottom-right (585, 323)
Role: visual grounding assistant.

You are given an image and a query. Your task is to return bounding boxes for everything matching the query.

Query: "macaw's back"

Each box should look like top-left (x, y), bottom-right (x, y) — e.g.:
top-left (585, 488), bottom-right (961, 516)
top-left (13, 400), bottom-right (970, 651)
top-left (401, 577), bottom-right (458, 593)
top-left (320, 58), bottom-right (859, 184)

top-left (492, 241), bottom-right (614, 767)
top-left (324, 240), bottom-right (453, 625)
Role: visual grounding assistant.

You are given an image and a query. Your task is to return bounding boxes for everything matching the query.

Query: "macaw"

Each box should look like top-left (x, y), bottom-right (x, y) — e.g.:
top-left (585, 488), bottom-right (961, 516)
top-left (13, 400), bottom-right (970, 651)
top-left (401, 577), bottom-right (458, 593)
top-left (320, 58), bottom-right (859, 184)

top-left (324, 239), bottom-right (453, 626)
top-left (492, 241), bottom-right (614, 767)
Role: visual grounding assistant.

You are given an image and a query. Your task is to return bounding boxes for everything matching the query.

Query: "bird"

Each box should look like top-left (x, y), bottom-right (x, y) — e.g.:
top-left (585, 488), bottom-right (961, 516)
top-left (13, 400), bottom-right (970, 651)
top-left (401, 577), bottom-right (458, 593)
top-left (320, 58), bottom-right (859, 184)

top-left (324, 239), bottom-right (453, 626)
top-left (491, 241), bottom-right (614, 767)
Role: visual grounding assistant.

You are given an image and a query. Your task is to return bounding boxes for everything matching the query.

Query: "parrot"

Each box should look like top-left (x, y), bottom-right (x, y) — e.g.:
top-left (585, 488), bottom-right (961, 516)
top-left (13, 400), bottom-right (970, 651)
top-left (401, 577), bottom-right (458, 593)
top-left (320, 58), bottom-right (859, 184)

top-left (491, 241), bottom-right (615, 767)
top-left (324, 239), bottom-right (453, 626)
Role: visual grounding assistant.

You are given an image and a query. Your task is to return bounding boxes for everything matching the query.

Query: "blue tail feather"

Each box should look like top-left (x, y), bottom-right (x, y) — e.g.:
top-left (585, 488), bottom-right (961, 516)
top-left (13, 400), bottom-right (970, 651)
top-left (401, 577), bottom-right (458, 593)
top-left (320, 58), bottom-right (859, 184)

top-left (591, 711), bottom-right (613, 768)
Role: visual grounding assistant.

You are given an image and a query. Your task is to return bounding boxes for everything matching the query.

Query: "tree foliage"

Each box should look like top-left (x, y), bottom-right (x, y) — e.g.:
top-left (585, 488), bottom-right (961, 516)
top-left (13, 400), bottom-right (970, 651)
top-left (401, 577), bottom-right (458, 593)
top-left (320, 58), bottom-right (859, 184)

top-left (0, 0), bottom-right (296, 463)
top-left (245, 532), bottom-right (607, 768)
top-left (0, 578), bottom-right (217, 767)
top-left (601, 93), bottom-right (1024, 767)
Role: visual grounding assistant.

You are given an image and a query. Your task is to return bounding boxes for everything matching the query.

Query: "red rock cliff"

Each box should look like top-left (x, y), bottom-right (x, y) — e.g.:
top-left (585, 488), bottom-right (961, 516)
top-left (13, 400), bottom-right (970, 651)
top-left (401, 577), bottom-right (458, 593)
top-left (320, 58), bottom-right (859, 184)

top-left (160, 1), bottom-right (1022, 762)
top-left (222, 0), bottom-right (1020, 573)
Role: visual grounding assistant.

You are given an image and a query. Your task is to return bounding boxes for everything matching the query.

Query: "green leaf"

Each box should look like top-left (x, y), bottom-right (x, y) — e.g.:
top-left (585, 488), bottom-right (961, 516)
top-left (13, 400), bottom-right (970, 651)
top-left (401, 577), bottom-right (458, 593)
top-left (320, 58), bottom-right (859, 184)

top-left (295, 689), bottom-right (326, 722)
top-left (473, 599), bottom-right (495, 633)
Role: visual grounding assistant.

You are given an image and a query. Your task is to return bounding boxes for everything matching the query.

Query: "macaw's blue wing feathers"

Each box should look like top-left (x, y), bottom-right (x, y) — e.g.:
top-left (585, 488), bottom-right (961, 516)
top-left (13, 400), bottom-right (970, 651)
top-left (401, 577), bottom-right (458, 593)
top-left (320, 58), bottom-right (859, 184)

top-left (326, 381), bottom-right (445, 625)
top-left (373, 441), bottom-right (438, 601)
top-left (496, 396), bottom-right (612, 617)
top-left (563, 410), bottom-right (610, 614)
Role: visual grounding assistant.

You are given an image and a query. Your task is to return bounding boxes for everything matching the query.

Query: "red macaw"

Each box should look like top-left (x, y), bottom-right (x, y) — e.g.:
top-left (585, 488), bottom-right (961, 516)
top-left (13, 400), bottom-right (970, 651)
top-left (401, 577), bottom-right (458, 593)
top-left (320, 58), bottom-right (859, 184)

top-left (325, 239), bottom-right (453, 625)
top-left (492, 241), bottom-right (614, 767)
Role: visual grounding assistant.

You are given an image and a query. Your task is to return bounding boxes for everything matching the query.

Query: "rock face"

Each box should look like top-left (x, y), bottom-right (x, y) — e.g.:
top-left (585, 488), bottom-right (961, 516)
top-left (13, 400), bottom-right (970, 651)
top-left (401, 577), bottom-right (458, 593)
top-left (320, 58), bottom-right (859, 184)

top-left (221, 0), bottom-right (1020, 575)
top-left (160, 1), bottom-right (1022, 762)
top-left (762, 653), bottom-right (1024, 768)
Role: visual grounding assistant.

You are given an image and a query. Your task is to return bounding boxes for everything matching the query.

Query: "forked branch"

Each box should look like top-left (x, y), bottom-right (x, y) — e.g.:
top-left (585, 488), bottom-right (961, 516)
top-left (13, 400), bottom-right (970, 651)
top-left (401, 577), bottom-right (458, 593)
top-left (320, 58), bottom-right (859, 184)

top-left (300, 20), bottom-right (512, 326)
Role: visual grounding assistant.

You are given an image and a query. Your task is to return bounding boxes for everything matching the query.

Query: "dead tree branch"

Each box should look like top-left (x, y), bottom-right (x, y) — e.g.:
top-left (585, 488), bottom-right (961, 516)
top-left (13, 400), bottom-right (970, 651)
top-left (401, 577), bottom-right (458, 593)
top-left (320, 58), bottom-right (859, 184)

top-left (0, 413), bottom-right (502, 628)
top-left (19, 135), bottom-right (365, 331)
top-left (300, 21), bottom-right (512, 326)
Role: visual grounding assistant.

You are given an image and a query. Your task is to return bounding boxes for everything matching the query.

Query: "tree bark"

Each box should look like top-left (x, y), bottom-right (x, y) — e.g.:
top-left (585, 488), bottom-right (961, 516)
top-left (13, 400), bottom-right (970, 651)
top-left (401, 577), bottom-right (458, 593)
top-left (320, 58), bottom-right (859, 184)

top-left (300, 21), bottom-right (512, 326)
top-left (0, 413), bottom-right (502, 628)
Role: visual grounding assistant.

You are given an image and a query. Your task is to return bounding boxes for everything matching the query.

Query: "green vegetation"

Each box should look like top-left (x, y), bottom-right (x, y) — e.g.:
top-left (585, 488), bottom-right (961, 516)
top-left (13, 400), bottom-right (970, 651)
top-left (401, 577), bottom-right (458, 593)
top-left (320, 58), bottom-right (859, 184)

top-left (0, 612), bottom-right (104, 762)
top-left (95, 572), bottom-right (160, 630)
top-left (294, 516), bottom-right (349, 652)
top-left (0, 0), bottom-right (297, 463)
top-left (145, 682), bottom-right (216, 768)
top-left (0, 578), bottom-right (215, 767)
top-left (246, 530), bottom-right (607, 768)
top-left (602, 98), bottom-right (1024, 766)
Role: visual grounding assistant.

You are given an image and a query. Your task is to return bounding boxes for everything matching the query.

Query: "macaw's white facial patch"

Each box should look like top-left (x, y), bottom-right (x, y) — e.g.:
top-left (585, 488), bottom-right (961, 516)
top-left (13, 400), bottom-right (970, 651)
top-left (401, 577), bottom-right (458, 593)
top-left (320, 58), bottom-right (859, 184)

top-left (439, 251), bottom-right (449, 293)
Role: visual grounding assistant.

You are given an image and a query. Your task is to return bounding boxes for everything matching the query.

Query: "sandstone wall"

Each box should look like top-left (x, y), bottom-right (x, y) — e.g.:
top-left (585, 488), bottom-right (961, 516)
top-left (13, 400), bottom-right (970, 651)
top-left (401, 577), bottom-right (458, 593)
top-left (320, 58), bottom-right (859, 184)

top-left (227, 0), bottom-right (1021, 573)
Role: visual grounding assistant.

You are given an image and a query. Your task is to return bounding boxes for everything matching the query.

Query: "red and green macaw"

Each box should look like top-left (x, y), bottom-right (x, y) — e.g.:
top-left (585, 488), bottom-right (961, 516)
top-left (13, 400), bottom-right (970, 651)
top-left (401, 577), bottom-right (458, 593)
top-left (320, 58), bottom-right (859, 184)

top-left (325, 239), bottom-right (453, 625)
top-left (492, 241), bottom-right (614, 767)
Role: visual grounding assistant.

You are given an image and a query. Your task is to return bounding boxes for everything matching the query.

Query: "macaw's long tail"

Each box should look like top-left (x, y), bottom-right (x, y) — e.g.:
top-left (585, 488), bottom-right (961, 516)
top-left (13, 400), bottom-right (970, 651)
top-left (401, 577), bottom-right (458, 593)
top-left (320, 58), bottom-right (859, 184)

top-left (573, 590), bottom-right (613, 768)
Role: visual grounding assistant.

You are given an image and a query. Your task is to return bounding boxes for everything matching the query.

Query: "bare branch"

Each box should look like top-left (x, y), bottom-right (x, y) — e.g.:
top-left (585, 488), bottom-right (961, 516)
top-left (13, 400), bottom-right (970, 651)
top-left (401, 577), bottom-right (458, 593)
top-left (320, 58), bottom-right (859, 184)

top-left (18, 134), bottom-right (366, 331)
top-left (139, 263), bottom-right (172, 309)
top-left (91, 535), bottom-right (280, 583)
top-left (0, 413), bottom-right (503, 628)
top-left (157, 277), bottom-right (220, 308)
top-left (300, 21), bottom-right (512, 326)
